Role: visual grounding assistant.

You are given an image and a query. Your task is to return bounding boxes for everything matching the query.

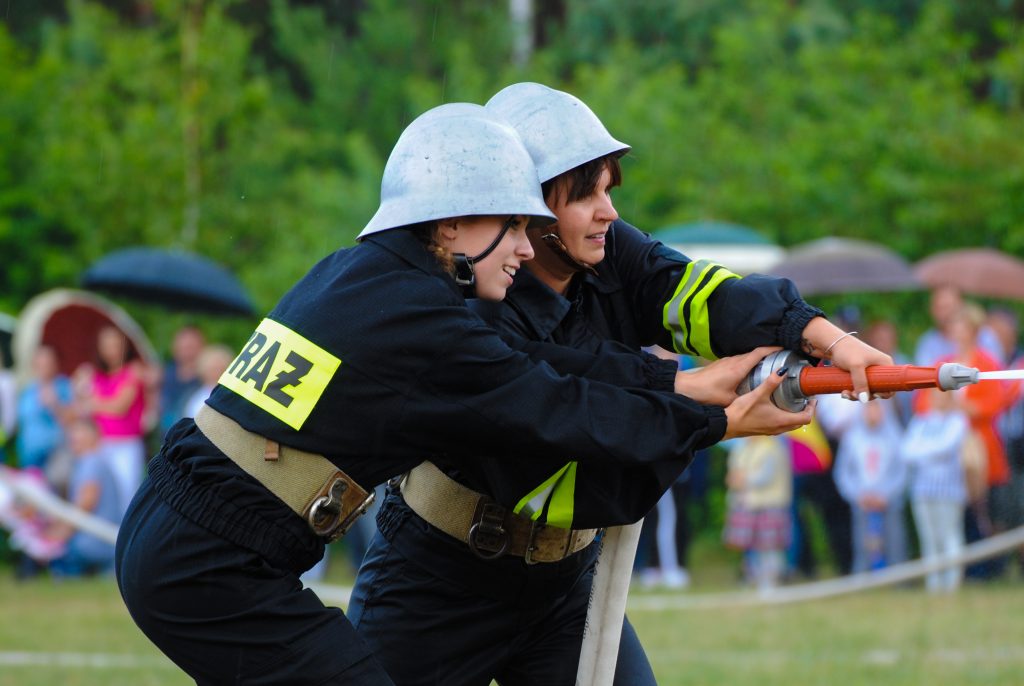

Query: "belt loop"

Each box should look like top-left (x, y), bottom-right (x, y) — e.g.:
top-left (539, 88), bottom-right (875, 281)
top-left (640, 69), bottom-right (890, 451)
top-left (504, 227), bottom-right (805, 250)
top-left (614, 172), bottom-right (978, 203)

top-left (264, 439), bottom-right (280, 461)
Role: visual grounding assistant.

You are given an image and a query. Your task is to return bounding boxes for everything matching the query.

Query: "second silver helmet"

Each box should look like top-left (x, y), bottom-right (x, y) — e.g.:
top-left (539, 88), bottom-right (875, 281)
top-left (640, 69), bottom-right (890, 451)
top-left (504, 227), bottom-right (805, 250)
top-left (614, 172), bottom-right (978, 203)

top-left (485, 82), bottom-right (630, 183)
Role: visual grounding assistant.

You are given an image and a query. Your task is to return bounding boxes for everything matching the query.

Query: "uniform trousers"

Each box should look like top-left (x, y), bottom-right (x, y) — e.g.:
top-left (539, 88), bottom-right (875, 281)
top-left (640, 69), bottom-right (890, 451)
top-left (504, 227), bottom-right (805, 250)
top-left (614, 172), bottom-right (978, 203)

top-left (116, 476), bottom-right (393, 685)
top-left (348, 491), bottom-right (657, 686)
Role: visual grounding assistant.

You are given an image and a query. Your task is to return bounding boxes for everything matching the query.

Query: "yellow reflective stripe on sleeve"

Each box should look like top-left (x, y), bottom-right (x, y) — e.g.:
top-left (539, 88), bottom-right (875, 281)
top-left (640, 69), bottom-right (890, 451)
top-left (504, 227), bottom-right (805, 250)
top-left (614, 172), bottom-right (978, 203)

top-left (218, 318), bottom-right (341, 430)
top-left (661, 260), bottom-right (739, 360)
top-left (513, 461), bottom-right (578, 529)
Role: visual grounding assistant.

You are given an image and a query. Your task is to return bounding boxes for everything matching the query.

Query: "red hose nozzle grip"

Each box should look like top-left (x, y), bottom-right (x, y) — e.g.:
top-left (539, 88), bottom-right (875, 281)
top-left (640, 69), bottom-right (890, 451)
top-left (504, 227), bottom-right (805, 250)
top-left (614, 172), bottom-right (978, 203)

top-left (737, 352), bottom-right (980, 414)
top-left (798, 365), bottom-right (943, 396)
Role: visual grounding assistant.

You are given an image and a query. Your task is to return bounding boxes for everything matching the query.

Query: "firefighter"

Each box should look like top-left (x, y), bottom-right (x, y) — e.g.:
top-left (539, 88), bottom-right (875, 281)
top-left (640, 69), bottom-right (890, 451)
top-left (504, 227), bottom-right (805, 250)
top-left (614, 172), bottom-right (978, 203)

top-left (347, 84), bottom-right (892, 685)
top-left (115, 102), bottom-right (805, 685)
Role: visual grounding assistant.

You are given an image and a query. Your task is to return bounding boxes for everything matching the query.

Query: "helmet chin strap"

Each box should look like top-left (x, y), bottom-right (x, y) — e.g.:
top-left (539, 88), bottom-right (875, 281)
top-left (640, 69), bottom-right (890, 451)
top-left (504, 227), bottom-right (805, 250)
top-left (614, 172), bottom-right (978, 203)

top-left (453, 216), bottom-right (518, 291)
top-left (538, 229), bottom-right (598, 275)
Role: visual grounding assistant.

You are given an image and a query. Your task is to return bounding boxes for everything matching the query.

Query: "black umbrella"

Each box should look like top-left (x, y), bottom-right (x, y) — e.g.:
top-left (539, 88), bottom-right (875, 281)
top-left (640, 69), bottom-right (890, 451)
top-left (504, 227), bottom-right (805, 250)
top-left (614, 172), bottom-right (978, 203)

top-left (82, 247), bottom-right (256, 316)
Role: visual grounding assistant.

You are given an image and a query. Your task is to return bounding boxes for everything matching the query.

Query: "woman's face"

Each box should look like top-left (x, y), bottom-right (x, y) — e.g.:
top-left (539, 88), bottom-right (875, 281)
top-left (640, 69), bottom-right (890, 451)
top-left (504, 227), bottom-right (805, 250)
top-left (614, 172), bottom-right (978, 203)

top-left (32, 347), bottom-right (59, 380)
top-left (443, 215), bottom-right (534, 301)
top-left (98, 327), bottom-right (128, 368)
top-left (544, 165), bottom-right (619, 268)
top-left (948, 314), bottom-right (977, 352)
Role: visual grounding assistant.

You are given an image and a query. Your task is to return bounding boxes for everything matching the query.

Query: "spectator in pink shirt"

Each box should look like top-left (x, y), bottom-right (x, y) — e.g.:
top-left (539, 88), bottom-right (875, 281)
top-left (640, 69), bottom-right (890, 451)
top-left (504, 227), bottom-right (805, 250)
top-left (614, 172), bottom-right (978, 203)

top-left (73, 326), bottom-right (148, 519)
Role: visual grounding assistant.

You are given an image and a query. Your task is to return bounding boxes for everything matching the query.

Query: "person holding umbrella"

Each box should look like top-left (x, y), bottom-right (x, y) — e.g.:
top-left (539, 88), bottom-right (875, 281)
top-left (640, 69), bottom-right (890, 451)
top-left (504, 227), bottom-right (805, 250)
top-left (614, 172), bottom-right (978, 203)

top-left (115, 102), bottom-right (807, 685)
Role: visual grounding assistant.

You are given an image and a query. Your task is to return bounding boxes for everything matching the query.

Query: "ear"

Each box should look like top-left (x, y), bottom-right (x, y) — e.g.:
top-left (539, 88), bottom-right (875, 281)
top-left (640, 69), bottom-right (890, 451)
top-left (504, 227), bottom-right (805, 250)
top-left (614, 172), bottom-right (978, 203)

top-left (436, 217), bottom-right (459, 241)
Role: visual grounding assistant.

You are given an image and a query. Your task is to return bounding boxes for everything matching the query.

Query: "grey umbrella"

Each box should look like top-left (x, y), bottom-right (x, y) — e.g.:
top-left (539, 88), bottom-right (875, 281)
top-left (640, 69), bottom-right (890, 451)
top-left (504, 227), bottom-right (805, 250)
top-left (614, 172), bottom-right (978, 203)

top-left (765, 237), bottom-right (921, 296)
top-left (914, 247), bottom-right (1024, 300)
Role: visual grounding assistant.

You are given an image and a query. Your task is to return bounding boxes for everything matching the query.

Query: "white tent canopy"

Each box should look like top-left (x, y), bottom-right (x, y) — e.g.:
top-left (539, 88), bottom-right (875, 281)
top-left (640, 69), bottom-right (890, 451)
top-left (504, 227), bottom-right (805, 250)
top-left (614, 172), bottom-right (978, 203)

top-left (650, 221), bottom-right (785, 275)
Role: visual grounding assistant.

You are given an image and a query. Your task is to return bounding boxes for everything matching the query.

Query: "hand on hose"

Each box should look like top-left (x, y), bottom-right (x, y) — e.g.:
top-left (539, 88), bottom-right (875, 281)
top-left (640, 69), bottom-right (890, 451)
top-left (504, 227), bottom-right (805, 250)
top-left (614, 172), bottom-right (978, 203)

top-left (674, 346), bottom-right (782, 406)
top-left (828, 336), bottom-right (894, 403)
top-left (801, 316), bottom-right (894, 403)
top-left (722, 367), bottom-right (815, 440)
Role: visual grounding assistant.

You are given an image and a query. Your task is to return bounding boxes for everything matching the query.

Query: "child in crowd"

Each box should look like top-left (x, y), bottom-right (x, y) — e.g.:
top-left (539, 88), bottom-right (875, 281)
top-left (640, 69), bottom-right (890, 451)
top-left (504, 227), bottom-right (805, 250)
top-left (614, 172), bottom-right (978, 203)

top-left (181, 344), bottom-right (234, 419)
top-left (902, 387), bottom-right (969, 592)
top-left (15, 346), bottom-right (73, 473)
top-left (834, 399), bottom-right (907, 572)
top-left (0, 467), bottom-right (66, 579)
top-left (724, 435), bottom-right (792, 590)
top-left (47, 418), bottom-right (121, 577)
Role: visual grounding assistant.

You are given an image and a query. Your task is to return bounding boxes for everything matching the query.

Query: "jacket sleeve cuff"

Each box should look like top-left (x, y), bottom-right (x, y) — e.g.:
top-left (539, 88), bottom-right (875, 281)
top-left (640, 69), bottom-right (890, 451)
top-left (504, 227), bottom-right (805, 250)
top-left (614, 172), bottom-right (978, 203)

top-left (697, 404), bottom-right (728, 449)
top-left (778, 300), bottom-right (826, 352)
top-left (642, 353), bottom-right (678, 392)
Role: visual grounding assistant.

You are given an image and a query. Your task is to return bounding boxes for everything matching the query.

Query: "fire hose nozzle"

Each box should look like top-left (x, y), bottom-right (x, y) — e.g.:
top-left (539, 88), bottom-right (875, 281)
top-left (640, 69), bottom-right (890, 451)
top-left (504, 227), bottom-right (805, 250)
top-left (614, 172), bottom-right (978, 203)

top-left (738, 352), bottom-right (983, 414)
top-left (937, 363), bottom-right (978, 391)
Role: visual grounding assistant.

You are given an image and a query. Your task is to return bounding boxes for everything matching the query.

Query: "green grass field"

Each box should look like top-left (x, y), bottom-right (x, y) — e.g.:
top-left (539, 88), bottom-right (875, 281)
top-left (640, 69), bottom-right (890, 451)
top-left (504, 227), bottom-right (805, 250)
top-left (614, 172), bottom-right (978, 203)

top-left (632, 584), bottom-right (1024, 686)
top-left (1, 572), bottom-right (1022, 686)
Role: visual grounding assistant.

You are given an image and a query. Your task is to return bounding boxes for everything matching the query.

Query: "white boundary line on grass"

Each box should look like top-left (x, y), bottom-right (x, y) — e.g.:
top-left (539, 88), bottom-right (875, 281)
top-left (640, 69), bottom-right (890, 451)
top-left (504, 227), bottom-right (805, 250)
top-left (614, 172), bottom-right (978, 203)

top-left (0, 651), bottom-right (176, 669)
top-left (640, 645), bottom-right (1024, 665)
top-left (6, 645), bottom-right (1023, 671)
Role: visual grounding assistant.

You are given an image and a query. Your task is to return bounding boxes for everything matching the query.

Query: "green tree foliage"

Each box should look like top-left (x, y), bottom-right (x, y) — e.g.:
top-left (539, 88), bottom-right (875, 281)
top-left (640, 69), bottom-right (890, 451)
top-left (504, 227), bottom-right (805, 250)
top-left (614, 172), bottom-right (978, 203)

top-left (1, 0), bottom-right (1022, 335)
top-left (568, 1), bottom-right (1024, 258)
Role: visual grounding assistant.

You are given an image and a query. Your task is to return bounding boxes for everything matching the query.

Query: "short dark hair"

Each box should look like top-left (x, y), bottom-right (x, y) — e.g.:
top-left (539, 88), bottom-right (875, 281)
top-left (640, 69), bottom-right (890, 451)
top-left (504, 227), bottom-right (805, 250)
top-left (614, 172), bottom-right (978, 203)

top-left (542, 154), bottom-right (623, 207)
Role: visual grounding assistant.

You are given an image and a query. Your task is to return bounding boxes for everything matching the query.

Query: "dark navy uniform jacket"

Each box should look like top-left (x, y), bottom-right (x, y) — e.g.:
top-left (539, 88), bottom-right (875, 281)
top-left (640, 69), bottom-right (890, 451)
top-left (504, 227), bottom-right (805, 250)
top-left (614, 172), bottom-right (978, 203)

top-left (462, 219), bottom-right (823, 528)
top-left (148, 228), bottom-right (728, 570)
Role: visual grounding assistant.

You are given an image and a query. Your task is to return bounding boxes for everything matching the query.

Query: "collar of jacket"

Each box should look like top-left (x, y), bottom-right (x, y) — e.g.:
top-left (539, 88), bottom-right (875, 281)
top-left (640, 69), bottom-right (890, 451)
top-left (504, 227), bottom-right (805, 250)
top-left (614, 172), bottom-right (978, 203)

top-left (505, 268), bottom-right (572, 341)
top-left (507, 252), bottom-right (626, 341)
top-left (363, 229), bottom-right (465, 301)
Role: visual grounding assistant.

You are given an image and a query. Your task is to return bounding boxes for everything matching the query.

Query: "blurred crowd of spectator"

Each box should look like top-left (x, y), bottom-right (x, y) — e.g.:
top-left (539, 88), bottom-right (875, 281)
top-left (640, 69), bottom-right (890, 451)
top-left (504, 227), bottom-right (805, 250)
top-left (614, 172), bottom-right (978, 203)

top-left (634, 286), bottom-right (1024, 594)
top-left (0, 324), bottom-right (231, 580)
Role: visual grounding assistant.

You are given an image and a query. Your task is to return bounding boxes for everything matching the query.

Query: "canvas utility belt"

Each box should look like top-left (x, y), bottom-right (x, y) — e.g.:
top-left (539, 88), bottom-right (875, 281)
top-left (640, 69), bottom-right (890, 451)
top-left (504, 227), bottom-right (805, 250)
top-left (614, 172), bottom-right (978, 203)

top-left (399, 461), bottom-right (598, 564)
top-left (194, 405), bottom-right (375, 542)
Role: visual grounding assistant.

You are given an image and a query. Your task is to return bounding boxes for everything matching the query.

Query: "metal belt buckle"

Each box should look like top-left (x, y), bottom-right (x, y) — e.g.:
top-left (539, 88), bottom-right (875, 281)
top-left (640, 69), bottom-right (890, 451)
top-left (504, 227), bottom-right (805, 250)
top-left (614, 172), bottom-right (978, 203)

top-left (523, 518), bottom-right (546, 565)
top-left (308, 475), bottom-right (376, 543)
top-left (467, 502), bottom-right (509, 560)
top-left (387, 472), bottom-right (407, 492)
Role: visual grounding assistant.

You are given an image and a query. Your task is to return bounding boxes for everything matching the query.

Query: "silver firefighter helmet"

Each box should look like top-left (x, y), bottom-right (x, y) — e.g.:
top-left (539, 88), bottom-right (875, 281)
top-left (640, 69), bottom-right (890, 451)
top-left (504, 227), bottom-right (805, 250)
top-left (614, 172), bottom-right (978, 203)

top-left (485, 82), bottom-right (630, 183)
top-left (358, 102), bottom-right (555, 239)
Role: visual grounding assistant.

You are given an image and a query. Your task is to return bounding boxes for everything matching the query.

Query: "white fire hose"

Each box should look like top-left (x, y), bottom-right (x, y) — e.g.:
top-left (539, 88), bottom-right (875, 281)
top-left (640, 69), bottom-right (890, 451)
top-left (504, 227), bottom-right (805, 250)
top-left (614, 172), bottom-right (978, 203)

top-left (576, 520), bottom-right (643, 686)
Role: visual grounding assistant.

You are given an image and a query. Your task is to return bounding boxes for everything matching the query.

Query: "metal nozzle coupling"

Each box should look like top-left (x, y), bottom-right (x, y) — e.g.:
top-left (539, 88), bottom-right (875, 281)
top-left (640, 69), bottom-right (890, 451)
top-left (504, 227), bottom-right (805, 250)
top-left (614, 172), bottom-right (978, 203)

top-left (937, 363), bottom-right (979, 391)
top-left (735, 349), bottom-right (811, 413)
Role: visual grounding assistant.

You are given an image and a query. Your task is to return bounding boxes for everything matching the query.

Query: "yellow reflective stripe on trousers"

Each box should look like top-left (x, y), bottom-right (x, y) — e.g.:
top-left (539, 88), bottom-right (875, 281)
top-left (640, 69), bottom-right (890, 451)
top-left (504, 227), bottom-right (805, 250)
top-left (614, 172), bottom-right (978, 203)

top-left (662, 260), bottom-right (739, 359)
top-left (513, 461), bottom-right (578, 529)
